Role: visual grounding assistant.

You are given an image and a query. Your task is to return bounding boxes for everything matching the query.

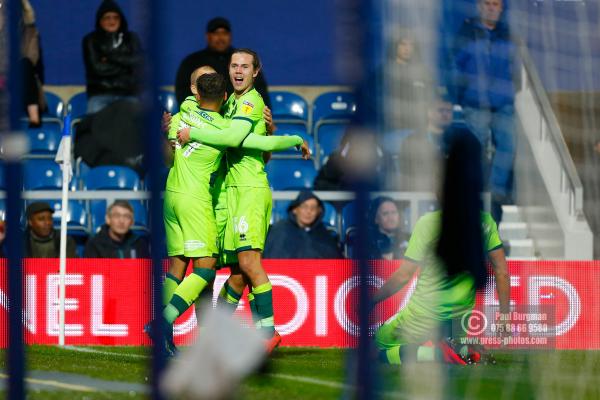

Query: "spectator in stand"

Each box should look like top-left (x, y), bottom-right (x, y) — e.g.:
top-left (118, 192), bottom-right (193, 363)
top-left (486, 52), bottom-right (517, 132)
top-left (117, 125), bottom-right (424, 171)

top-left (367, 197), bottom-right (409, 260)
top-left (395, 94), bottom-right (454, 191)
top-left (21, 0), bottom-right (45, 128)
top-left (82, 0), bottom-right (142, 114)
top-left (450, 0), bottom-right (520, 222)
top-left (24, 202), bottom-right (76, 258)
top-left (314, 128), bottom-right (384, 190)
top-left (174, 17), bottom-right (271, 108)
top-left (263, 191), bottom-right (342, 259)
top-left (84, 200), bottom-right (149, 258)
top-left (385, 28), bottom-right (434, 132)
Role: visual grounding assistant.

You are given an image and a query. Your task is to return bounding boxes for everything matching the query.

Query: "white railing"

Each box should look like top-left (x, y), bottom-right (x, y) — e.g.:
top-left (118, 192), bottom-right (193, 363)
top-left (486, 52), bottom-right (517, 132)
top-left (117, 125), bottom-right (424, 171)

top-left (515, 45), bottom-right (593, 259)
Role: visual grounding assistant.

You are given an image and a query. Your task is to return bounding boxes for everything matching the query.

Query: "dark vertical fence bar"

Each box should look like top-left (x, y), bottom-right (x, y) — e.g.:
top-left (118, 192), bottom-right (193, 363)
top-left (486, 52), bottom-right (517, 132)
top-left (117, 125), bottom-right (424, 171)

top-left (6, 0), bottom-right (25, 398)
top-left (138, 0), bottom-right (167, 398)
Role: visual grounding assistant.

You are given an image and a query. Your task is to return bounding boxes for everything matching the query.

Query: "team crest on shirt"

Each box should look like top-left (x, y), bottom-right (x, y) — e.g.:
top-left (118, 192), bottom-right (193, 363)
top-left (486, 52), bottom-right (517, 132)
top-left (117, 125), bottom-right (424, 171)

top-left (241, 100), bottom-right (254, 115)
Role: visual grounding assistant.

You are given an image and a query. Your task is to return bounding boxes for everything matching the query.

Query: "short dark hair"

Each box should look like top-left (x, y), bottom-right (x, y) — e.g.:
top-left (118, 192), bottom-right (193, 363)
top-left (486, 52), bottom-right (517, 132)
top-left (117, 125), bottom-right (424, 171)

top-left (196, 73), bottom-right (227, 102)
top-left (231, 48), bottom-right (262, 71)
top-left (107, 200), bottom-right (133, 215)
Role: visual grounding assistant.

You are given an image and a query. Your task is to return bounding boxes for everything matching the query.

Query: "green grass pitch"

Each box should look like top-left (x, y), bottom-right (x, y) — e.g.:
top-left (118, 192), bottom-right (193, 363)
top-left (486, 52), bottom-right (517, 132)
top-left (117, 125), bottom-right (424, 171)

top-left (0, 346), bottom-right (599, 399)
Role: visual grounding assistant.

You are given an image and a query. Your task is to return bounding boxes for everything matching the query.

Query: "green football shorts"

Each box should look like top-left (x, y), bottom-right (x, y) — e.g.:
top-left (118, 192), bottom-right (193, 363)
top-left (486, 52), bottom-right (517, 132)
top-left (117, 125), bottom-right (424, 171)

top-left (163, 191), bottom-right (219, 258)
top-left (224, 186), bottom-right (272, 253)
top-left (215, 205), bottom-right (238, 267)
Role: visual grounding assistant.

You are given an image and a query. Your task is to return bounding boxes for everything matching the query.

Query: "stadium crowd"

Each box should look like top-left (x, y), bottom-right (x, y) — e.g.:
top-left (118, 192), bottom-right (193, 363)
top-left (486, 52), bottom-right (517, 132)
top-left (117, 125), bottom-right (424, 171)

top-left (0, 0), bottom-right (526, 259)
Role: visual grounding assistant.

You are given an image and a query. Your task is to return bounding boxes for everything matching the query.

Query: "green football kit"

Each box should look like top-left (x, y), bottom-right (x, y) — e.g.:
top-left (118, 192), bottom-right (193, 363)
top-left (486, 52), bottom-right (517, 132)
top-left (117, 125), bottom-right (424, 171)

top-left (166, 95), bottom-right (302, 258)
top-left (161, 95), bottom-right (303, 328)
top-left (375, 211), bottom-right (503, 359)
top-left (188, 88), bottom-right (274, 254)
top-left (187, 87), bottom-right (282, 336)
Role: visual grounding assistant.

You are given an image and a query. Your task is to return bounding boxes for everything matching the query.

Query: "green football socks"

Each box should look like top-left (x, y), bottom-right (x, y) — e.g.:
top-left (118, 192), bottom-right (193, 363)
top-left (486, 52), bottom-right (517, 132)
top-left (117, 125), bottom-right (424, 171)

top-left (252, 282), bottom-right (275, 336)
top-left (382, 345), bottom-right (438, 365)
top-left (162, 273), bottom-right (181, 308)
top-left (217, 280), bottom-right (242, 314)
top-left (163, 267), bottom-right (216, 324)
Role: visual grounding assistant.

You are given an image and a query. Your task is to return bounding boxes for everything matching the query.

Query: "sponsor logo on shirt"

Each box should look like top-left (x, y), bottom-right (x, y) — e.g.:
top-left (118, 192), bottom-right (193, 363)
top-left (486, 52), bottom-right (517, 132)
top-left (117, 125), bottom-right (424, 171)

top-left (241, 100), bottom-right (254, 115)
top-left (184, 240), bottom-right (206, 251)
top-left (186, 112), bottom-right (203, 126)
top-left (199, 111), bottom-right (214, 122)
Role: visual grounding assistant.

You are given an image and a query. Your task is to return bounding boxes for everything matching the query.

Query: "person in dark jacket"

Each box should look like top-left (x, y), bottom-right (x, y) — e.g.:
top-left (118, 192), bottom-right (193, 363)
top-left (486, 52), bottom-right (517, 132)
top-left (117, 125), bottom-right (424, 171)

top-left (84, 200), bottom-right (149, 258)
top-left (174, 17), bottom-right (271, 108)
top-left (21, 0), bottom-right (45, 128)
top-left (451, 0), bottom-right (520, 222)
top-left (263, 191), bottom-right (342, 259)
top-left (24, 202), bottom-right (77, 258)
top-left (366, 197), bottom-right (409, 260)
top-left (314, 128), bottom-right (384, 190)
top-left (82, 0), bottom-right (142, 113)
top-left (395, 95), bottom-right (454, 191)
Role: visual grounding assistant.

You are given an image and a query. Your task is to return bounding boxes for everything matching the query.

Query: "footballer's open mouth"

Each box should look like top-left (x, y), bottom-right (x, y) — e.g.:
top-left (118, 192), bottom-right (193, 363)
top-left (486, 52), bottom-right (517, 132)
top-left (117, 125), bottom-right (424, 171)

top-left (233, 76), bottom-right (244, 85)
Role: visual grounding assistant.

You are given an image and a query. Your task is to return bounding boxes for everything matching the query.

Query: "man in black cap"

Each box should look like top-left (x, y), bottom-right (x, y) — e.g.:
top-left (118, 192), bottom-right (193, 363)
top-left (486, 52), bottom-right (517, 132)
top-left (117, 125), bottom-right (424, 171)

top-left (174, 17), bottom-right (271, 108)
top-left (24, 202), bottom-right (76, 258)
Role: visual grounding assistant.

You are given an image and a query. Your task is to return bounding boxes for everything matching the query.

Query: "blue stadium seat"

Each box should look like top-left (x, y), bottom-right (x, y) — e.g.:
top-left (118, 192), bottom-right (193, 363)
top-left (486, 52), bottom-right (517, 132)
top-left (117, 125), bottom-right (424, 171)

top-left (23, 159), bottom-right (64, 190)
top-left (344, 227), bottom-right (358, 259)
top-left (90, 200), bottom-right (106, 233)
top-left (265, 159), bottom-right (317, 190)
top-left (312, 92), bottom-right (357, 126)
top-left (67, 92), bottom-right (88, 121)
top-left (0, 165), bottom-right (5, 190)
top-left (75, 159), bottom-right (91, 180)
top-left (84, 166), bottom-right (141, 190)
top-left (316, 123), bottom-right (347, 163)
top-left (25, 124), bottom-right (62, 156)
top-left (341, 201), bottom-right (358, 236)
top-left (322, 202), bottom-right (338, 229)
top-left (0, 199), bottom-right (5, 221)
top-left (130, 200), bottom-right (149, 233)
top-left (312, 92), bottom-right (356, 166)
top-left (270, 200), bottom-right (291, 224)
top-left (270, 91), bottom-right (308, 122)
top-left (271, 125), bottom-right (315, 157)
top-left (158, 90), bottom-right (178, 114)
top-left (44, 91), bottom-right (65, 120)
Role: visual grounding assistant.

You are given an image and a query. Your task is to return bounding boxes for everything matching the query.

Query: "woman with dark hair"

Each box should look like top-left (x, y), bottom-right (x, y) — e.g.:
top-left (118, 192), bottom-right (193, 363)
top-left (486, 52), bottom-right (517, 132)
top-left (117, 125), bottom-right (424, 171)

top-left (82, 0), bottom-right (142, 113)
top-left (385, 28), bottom-right (434, 132)
top-left (367, 197), bottom-right (409, 260)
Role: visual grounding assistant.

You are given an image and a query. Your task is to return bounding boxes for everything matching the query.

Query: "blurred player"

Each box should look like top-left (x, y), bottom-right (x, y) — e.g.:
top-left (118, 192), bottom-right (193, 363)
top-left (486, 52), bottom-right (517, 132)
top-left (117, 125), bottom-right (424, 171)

top-left (371, 208), bottom-right (510, 365)
top-left (178, 49), bottom-right (291, 352)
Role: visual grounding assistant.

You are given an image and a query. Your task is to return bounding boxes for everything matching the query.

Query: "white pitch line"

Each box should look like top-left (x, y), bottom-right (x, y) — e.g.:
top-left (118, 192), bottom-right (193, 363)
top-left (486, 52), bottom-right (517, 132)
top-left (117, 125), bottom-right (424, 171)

top-left (62, 345), bottom-right (150, 359)
top-left (0, 372), bottom-right (97, 392)
top-left (268, 373), bottom-right (352, 390)
top-left (268, 373), bottom-right (411, 399)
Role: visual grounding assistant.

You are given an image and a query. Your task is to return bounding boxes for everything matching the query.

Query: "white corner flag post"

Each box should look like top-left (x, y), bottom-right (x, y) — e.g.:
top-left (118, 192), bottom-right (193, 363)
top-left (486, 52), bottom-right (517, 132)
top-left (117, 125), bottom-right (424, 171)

top-left (55, 113), bottom-right (73, 346)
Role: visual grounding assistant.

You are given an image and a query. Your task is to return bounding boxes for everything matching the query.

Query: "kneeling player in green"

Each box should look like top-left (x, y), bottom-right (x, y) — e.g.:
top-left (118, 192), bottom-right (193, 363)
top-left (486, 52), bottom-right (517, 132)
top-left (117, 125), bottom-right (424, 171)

top-left (162, 72), bottom-right (307, 353)
top-left (371, 210), bottom-right (510, 365)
